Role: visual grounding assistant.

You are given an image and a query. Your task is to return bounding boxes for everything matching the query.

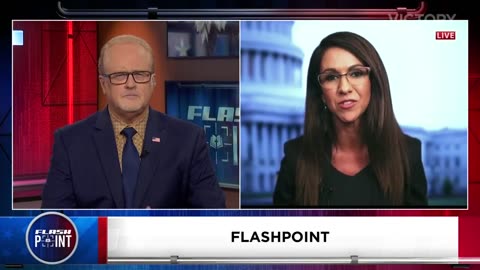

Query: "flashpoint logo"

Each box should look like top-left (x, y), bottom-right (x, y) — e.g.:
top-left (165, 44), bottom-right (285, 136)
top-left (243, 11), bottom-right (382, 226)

top-left (187, 106), bottom-right (240, 123)
top-left (188, 105), bottom-right (239, 165)
top-left (34, 229), bottom-right (73, 248)
top-left (210, 134), bottom-right (224, 149)
top-left (26, 212), bottom-right (78, 265)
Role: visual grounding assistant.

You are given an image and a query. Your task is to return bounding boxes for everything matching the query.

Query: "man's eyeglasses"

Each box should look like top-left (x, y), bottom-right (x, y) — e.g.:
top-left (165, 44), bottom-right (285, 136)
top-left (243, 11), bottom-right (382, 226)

top-left (102, 71), bottom-right (153, 85)
top-left (317, 66), bottom-right (370, 89)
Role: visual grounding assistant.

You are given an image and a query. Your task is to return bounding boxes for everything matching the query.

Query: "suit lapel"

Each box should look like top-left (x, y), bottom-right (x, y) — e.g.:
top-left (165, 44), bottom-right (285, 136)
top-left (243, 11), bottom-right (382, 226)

top-left (93, 108), bottom-right (124, 208)
top-left (133, 109), bottom-right (168, 208)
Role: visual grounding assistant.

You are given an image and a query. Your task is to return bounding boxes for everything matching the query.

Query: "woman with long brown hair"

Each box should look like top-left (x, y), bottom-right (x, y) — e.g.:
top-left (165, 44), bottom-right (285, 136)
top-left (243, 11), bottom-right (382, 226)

top-left (273, 31), bottom-right (427, 207)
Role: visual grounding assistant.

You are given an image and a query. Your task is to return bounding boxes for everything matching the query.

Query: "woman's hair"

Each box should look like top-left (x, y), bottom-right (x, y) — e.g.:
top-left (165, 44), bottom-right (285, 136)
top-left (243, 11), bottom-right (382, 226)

top-left (296, 31), bottom-right (409, 206)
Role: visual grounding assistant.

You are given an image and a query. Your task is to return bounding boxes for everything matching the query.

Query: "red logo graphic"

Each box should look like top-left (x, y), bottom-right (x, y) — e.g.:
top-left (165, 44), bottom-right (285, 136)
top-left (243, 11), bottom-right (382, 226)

top-left (436, 31), bottom-right (456, 40)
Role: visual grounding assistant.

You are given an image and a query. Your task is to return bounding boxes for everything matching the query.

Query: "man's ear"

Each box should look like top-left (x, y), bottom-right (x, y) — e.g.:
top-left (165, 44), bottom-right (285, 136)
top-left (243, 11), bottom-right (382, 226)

top-left (99, 76), bottom-right (107, 95)
top-left (151, 73), bottom-right (156, 88)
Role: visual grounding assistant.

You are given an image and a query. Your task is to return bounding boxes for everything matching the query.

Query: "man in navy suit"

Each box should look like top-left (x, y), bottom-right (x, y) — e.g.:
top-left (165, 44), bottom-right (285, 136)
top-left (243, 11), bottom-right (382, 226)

top-left (41, 35), bottom-right (226, 209)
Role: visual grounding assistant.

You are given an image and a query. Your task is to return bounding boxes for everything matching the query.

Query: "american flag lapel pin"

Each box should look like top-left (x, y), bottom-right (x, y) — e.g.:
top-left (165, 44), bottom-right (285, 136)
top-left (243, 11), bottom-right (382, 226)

top-left (152, 137), bottom-right (161, 143)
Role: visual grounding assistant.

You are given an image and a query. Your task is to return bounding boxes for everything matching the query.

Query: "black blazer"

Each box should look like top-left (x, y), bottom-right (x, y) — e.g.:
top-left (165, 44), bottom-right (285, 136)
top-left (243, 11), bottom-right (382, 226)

top-left (42, 107), bottom-right (226, 209)
top-left (273, 135), bottom-right (428, 207)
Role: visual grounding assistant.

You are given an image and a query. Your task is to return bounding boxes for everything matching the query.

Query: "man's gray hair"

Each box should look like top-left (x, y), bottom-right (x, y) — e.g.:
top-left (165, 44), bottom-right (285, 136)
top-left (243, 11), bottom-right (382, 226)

top-left (98, 34), bottom-right (154, 74)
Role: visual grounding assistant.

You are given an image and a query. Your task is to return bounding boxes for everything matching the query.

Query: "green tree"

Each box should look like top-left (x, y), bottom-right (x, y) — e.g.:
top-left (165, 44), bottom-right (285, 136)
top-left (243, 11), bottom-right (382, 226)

top-left (442, 177), bottom-right (453, 196)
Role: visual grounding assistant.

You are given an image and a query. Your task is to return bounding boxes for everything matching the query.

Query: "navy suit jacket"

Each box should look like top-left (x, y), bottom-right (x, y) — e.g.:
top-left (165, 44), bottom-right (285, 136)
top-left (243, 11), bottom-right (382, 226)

top-left (41, 107), bottom-right (226, 209)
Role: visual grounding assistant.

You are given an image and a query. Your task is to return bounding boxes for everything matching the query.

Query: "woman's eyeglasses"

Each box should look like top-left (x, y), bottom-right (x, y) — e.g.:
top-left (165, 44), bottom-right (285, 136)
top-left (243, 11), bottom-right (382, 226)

top-left (317, 66), bottom-right (370, 89)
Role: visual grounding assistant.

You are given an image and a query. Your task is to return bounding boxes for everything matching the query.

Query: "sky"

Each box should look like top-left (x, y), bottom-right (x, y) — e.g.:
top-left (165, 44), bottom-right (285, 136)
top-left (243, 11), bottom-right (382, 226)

top-left (291, 20), bottom-right (468, 130)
